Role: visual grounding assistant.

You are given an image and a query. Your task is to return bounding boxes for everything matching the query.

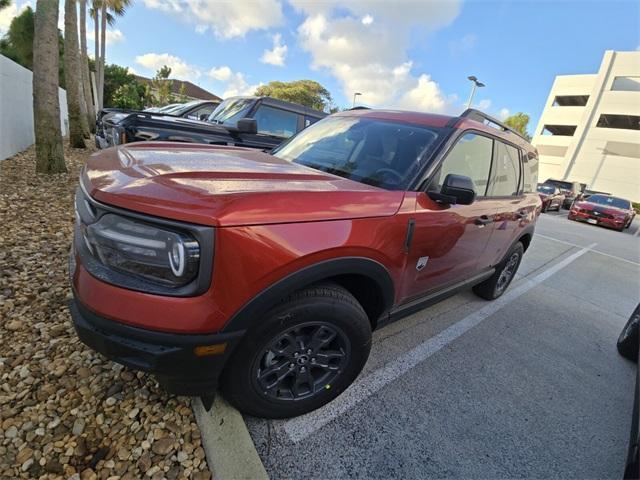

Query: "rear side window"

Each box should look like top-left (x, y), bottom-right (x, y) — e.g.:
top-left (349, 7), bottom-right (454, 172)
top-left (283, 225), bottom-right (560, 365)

top-left (430, 133), bottom-right (493, 196)
top-left (489, 141), bottom-right (521, 196)
top-left (305, 115), bottom-right (321, 128)
top-left (523, 152), bottom-right (539, 193)
top-left (254, 105), bottom-right (300, 138)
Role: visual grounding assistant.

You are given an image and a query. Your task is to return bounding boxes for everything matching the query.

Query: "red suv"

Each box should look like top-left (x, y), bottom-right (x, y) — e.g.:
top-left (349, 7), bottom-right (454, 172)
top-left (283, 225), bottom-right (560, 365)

top-left (70, 108), bottom-right (541, 418)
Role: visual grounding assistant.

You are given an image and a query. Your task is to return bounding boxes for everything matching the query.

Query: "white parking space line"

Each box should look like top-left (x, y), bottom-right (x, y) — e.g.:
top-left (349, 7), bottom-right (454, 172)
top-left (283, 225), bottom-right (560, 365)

top-left (282, 243), bottom-right (597, 443)
top-left (535, 233), bottom-right (640, 266)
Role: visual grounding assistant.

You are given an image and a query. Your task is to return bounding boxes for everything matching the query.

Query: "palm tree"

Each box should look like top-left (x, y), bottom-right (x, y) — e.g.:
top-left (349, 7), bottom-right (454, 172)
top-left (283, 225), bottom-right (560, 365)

top-left (92, 0), bottom-right (131, 111)
top-left (33, 0), bottom-right (65, 173)
top-left (79, 0), bottom-right (96, 131)
top-left (64, 0), bottom-right (86, 148)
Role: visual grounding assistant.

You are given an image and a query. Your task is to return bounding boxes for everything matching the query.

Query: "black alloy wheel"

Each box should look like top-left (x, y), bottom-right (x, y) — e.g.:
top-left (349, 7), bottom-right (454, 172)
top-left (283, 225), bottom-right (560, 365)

top-left (253, 322), bottom-right (350, 401)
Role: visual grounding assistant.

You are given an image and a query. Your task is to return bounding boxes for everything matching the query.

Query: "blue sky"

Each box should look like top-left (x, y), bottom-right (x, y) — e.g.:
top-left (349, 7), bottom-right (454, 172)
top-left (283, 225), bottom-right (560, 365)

top-left (2, 0), bottom-right (639, 131)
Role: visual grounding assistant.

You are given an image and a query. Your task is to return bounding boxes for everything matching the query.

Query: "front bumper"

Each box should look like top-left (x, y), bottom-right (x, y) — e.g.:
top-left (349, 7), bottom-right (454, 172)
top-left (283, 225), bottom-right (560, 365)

top-left (69, 298), bottom-right (244, 396)
top-left (569, 210), bottom-right (625, 229)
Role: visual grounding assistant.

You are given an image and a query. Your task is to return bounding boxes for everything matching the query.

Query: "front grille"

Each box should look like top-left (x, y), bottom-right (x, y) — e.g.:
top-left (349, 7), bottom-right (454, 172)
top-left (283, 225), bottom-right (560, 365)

top-left (589, 209), bottom-right (613, 219)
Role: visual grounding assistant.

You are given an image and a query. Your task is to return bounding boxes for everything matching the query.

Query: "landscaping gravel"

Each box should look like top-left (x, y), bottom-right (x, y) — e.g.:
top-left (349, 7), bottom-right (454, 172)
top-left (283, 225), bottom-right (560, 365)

top-left (0, 144), bottom-right (212, 480)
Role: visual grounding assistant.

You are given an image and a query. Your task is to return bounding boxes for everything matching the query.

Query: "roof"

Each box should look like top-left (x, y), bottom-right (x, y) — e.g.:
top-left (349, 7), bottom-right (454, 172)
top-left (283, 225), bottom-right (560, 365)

top-left (337, 108), bottom-right (534, 151)
top-left (224, 95), bottom-right (328, 117)
top-left (135, 75), bottom-right (222, 102)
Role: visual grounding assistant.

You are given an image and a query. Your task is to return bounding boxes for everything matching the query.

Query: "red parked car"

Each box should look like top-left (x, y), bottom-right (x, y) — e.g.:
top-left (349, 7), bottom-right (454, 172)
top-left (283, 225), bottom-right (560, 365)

top-left (537, 183), bottom-right (565, 212)
top-left (568, 194), bottom-right (635, 231)
top-left (70, 108), bottom-right (541, 418)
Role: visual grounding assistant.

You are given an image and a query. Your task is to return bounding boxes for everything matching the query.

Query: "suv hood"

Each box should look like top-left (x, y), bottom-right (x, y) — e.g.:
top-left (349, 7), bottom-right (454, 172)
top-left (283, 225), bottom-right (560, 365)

top-left (82, 142), bottom-right (405, 227)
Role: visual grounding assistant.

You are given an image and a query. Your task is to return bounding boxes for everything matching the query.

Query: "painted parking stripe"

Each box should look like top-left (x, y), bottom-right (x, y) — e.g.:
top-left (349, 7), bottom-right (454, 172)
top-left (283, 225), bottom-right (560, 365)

top-left (282, 243), bottom-right (597, 443)
top-left (535, 233), bottom-right (640, 266)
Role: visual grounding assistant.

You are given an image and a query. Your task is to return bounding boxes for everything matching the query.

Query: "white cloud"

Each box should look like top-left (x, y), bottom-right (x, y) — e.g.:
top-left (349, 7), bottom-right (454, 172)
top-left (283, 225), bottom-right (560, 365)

top-left (135, 53), bottom-right (202, 79)
top-left (0, 1), bottom-right (31, 35)
top-left (260, 33), bottom-right (287, 66)
top-left (208, 66), bottom-right (232, 82)
top-left (361, 14), bottom-right (373, 25)
top-left (105, 29), bottom-right (124, 44)
top-left (142, 0), bottom-right (284, 39)
top-left (293, 2), bottom-right (462, 112)
top-left (207, 66), bottom-right (261, 97)
top-left (87, 29), bottom-right (125, 46)
top-left (449, 33), bottom-right (477, 56)
top-left (477, 99), bottom-right (491, 110)
top-left (498, 108), bottom-right (510, 120)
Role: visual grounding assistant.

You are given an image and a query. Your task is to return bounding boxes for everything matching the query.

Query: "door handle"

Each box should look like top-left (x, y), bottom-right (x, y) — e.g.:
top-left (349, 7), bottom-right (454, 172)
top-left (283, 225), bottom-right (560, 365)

top-left (475, 215), bottom-right (493, 226)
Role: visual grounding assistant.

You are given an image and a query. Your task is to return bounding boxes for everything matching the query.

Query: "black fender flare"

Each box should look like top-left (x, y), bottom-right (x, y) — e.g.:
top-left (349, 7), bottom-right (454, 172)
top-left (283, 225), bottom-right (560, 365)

top-left (221, 257), bottom-right (396, 333)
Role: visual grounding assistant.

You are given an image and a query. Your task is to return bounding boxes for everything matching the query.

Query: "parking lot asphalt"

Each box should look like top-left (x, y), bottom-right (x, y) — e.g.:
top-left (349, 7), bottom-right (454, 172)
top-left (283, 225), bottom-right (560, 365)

top-left (244, 210), bottom-right (640, 479)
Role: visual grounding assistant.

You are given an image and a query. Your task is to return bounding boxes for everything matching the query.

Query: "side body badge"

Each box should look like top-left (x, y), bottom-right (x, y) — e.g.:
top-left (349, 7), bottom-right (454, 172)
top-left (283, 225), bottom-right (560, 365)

top-left (416, 256), bottom-right (429, 271)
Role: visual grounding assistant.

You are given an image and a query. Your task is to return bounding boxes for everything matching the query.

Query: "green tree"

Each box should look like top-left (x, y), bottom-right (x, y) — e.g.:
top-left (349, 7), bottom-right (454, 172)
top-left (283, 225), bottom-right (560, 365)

top-left (33, 0), bottom-right (65, 173)
top-left (150, 66), bottom-right (174, 106)
top-left (102, 63), bottom-right (138, 107)
top-left (0, 6), bottom-right (66, 86)
top-left (0, 0), bottom-right (11, 10)
top-left (63, 0), bottom-right (87, 147)
top-left (112, 83), bottom-right (145, 109)
top-left (255, 80), bottom-right (332, 111)
top-left (503, 112), bottom-right (531, 141)
top-left (0, 6), bottom-right (33, 68)
top-left (92, 0), bottom-right (132, 110)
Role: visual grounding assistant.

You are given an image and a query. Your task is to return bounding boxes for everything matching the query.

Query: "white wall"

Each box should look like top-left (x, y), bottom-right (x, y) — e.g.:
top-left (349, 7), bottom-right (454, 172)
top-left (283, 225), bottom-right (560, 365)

top-left (0, 54), bottom-right (69, 161)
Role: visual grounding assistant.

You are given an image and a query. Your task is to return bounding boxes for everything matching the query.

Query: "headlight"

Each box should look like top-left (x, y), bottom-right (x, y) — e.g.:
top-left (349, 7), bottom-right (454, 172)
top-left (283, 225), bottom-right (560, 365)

top-left (84, 214), bottom-right (200, 287)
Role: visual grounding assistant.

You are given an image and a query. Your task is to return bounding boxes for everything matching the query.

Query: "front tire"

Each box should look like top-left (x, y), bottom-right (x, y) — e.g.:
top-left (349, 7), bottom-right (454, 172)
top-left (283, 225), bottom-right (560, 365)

top-left (473, 242), bottom-right (524, 300)
top-left (617, 304), bottom-right (639, 362)
top-left (221, 284), bottom-right (372, 418)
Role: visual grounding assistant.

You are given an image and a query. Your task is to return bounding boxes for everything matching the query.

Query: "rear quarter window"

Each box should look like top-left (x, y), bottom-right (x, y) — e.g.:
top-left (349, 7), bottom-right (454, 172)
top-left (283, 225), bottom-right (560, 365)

top-left (523, 151), bottom-right (539, 193)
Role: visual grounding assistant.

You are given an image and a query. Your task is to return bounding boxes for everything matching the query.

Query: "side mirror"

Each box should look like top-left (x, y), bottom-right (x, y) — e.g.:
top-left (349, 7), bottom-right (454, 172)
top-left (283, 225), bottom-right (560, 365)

top-left (199, 113), bottom-right (209, 121)
top-left (237, 118), bottom-right (257, 134)
top-left (441, 174), bottom-right (476, 205)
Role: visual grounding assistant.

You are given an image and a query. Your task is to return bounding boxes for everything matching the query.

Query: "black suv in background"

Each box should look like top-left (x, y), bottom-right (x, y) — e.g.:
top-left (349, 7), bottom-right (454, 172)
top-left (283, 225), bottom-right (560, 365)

top-left (98, 96), bottom-right (327, 151)
top-left (543, 178), bottom-right (587, 209)
top-left (95, 100), bottom-right (220, 148)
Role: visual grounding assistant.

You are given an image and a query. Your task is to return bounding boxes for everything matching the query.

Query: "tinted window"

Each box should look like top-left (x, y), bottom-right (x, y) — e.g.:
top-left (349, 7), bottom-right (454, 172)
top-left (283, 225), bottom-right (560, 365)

top-left (429, 133), bottom-right (493, 196)
top-left (208, 98), bottom-right (255, 125)
top-left (189, 104), bottom-right (216, 119)
top-left (272, 116), bottom-right (442, 190)
top-left (545, 179), bottom-right (573, 191)
top-left (305, 115), bottom-right (321, 128)
top-left (254, 105), bottom-right (299, 138)
top-left (537, 184), bottom-right (556, 194)
top-left (523, 152), bottom-right (538, 193)
top-left (586, 195), bottom-right (631, 209)
top-left (489, 141), bottom-right (520, 196)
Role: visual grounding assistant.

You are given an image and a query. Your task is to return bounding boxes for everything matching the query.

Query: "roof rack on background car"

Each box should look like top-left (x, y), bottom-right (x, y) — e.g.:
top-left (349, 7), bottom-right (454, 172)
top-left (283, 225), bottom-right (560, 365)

top-left (459, 108), bottom-right (528, 141)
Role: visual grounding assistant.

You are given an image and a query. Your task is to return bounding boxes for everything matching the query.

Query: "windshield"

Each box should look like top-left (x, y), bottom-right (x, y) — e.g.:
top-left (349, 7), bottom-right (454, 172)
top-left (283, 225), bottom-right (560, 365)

top-left (208, 98), bottom-right (255, 125)
top-left (545, 179), bottom-right (573, 191)
top-left (162, 101), bottom-right (201, 116)
top-left (153, 103), bottom-right (181, 113)
top-left (586, 194), bottom-right (630, 209)
top-left (537, 184), bottom-right (555, 194)
top-left (271, 115), bottom-right (443, 190)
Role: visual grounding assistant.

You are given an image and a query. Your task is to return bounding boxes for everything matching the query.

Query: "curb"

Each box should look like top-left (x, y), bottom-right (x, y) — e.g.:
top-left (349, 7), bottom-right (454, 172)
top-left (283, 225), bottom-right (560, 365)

top-left (192, 396), bottom-right (269, 480)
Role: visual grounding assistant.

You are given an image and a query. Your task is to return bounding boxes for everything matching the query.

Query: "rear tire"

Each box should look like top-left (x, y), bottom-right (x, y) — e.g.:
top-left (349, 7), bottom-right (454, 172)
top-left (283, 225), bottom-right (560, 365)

top-left (221, 284), bottom-right (372, 418)
top-left (473, 242), bottom-right (524, 300)
top-left (617, 304), bottom-right (639, 362)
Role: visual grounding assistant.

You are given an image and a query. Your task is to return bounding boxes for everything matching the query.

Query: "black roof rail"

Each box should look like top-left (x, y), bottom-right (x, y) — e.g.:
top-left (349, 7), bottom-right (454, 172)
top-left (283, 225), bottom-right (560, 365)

top-left (460, 108), bottom-right (527, 141)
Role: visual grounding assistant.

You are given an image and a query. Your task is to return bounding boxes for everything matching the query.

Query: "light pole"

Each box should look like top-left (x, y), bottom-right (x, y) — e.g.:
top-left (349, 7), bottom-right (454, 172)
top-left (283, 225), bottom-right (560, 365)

top-left (466, 76), bottom-right (485, 109)
top-left (352, 92), bottom-right (362, 108)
